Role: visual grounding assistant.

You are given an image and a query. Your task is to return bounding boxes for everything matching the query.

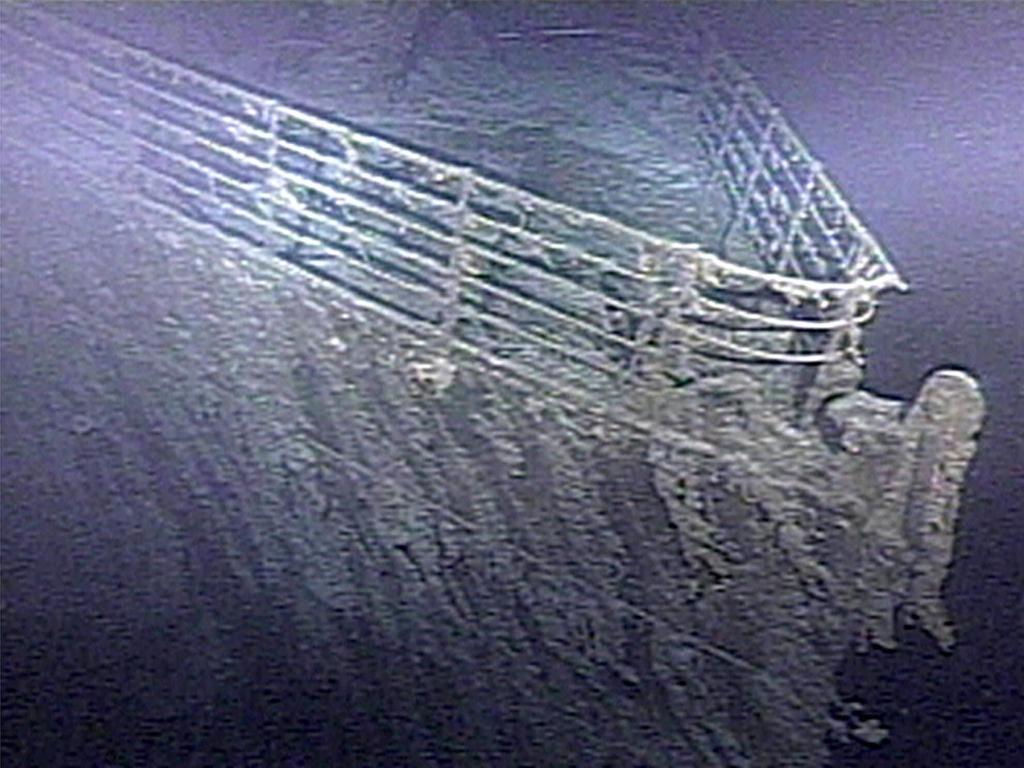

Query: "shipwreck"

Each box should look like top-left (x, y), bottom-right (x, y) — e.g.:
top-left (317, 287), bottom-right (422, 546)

top-left (1, 4), bottom-right (984, 765)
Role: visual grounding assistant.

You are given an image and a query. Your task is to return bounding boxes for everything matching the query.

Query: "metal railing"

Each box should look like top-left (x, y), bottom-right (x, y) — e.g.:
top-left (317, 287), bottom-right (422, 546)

top-left (696, 41), bottom-right (905, 291)
top-left (5, 9), bottom-right (904, 378)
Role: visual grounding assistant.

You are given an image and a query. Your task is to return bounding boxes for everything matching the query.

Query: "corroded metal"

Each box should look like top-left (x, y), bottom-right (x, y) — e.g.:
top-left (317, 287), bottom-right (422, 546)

top-left (1, 6), bottom-right (985, 765)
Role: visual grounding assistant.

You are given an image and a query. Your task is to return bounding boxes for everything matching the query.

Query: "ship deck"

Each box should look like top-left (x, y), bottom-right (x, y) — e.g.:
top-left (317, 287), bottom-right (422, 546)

top-left (40, 2), bottom-right (726, 247)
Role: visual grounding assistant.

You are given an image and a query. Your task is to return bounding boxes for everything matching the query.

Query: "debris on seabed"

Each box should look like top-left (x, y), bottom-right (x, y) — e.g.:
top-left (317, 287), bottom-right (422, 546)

top-left (69, 413), bottom-right (98, 436)
top-left (851, 718), bottom-right (890, 745)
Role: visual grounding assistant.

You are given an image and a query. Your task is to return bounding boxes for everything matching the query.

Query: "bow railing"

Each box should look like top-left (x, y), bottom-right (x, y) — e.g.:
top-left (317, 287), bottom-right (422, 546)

top-left (5, 9), bottom-right (904, 389)
top-left (696, 42), bottom-right (904, 290)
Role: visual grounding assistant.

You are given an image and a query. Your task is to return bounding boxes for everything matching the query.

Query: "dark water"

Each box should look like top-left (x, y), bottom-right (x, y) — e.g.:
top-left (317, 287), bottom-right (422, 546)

top-left (2, 2), bottom-right (1021, 766)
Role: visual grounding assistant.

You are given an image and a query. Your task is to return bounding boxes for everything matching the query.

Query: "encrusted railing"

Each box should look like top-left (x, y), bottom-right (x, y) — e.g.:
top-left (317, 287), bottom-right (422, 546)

top-left (696, 40), bottom-right (905, 290)
top-left (7, 9), bottom-right (905, 389)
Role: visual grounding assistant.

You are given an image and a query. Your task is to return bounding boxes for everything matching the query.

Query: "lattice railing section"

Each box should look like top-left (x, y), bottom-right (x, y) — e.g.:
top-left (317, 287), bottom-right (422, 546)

top-left (696, 48), bottom-right (906, 291)
top-left (6, 10), bottom-right (903, 397)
